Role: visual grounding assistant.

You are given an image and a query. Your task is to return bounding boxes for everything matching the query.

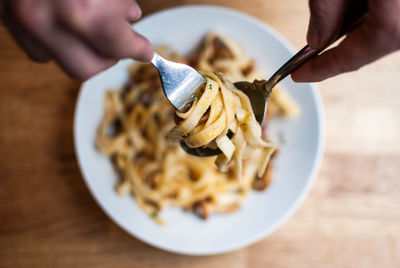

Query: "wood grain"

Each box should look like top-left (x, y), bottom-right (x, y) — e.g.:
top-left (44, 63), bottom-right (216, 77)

top-left (1, 0), bottom-right (400, 267)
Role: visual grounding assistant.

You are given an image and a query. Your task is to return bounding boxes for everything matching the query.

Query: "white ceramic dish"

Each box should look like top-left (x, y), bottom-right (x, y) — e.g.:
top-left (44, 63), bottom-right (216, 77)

top-left (74, 5), bottom-right (324, 255)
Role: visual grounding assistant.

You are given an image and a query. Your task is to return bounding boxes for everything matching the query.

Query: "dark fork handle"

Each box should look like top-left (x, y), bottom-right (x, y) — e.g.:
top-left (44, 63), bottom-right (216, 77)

top-left (264, 0), bottom-right (369, 94)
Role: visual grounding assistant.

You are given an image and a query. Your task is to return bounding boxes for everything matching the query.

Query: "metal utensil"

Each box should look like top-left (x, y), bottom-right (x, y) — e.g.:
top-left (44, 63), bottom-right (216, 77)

top-left (151, 52), bottom-right (206, 112)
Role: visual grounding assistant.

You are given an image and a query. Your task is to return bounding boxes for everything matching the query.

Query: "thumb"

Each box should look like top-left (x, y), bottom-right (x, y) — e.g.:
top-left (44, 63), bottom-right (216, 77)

top-left (307, 0), bottom-right (349, 48)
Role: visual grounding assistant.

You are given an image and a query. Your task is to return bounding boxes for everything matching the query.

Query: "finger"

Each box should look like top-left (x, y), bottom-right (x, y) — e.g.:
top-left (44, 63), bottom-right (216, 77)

top-left (91, 18), bottom-right (154, 61)
top-left (307, 0), bottom-right (349, 48)
top-left (292, 18), bottom-right (399, 82)
top-left (9, 0), bottom-right (117, 80)
top-left (1, 11), bottom-right (52, 62)
top-left (45, 29), bottom-right (117, 80)
top-left (70, 17), bottom-right (153, 62)
top-left (55, 0), bottom-right (153, 62)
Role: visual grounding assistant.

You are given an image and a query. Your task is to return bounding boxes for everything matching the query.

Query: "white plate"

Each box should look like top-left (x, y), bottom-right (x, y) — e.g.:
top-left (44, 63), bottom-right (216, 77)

top-left (74, 5), bottom-right (324, 255)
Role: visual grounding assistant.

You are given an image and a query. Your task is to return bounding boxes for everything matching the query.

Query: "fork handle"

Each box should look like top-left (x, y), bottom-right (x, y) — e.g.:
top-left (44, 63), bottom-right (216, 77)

top-left (264, 0), bottom-right (369, 94)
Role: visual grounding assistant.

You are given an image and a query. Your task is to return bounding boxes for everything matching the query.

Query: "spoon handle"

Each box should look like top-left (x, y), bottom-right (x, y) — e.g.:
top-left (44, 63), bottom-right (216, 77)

top-left (264, 0), bottom-right (369, 94)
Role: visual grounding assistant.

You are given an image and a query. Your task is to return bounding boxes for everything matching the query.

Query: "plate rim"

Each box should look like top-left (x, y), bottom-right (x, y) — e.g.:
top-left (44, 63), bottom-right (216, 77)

top-left (73, 4), bottom-right (325, 256)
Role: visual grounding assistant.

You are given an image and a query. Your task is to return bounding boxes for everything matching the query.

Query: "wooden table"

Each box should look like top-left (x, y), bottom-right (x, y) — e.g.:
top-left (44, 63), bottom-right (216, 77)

top-left (1, 1), bottom-right (399, 267)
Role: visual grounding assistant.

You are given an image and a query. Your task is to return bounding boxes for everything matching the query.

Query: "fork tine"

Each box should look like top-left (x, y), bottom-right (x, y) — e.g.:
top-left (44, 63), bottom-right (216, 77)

top-left (151, 52), bottom-right (206, 112)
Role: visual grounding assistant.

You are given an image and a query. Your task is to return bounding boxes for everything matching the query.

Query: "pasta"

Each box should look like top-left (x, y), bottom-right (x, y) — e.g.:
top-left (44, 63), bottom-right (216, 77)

top-left (96, 33), bottom-right (299, 223)
top-left (168, 71), bottom-right (277, 182)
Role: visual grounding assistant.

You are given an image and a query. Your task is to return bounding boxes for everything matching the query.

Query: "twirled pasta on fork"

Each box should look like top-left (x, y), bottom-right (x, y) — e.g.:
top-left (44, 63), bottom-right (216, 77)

top-left (169, 71), bottom-right (277, 181)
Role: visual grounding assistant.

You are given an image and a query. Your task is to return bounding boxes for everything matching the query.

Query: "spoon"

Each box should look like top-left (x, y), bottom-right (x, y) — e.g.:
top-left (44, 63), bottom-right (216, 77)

top-left (152, 0), bottom-right (368, 157)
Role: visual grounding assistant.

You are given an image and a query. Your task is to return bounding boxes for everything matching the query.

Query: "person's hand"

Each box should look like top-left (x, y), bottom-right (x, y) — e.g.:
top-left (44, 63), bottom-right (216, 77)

top-left (0, 0), bottom-right (153, 80)
top-left (292, 0), bottom-right (400, 82)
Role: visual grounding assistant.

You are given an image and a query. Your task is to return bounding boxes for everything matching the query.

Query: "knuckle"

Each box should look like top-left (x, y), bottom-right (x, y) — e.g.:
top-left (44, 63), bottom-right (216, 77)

top-left (57, 0), bottom-right (111, 33)
top-left (57, 1), bottom-right (85, 28)
top-left (83, 2), bottom-right (115, 28)
top-left (77, 9), bottom-right (115, 39)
